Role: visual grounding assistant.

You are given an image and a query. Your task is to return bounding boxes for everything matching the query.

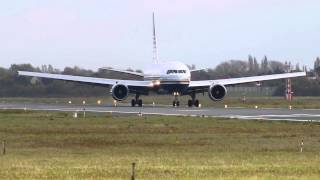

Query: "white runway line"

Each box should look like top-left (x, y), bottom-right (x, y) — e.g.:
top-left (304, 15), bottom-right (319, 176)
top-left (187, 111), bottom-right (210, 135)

top-left (232, 114), bottom-right (320, 118)
top-left (1, 104), bottom-right (320, 122)
top-left (235, 117), bottom-right (320, 122)
top-left (231, 114), bottom-right (320, 122)
top-left (176, 109), bottom-right (209, 112)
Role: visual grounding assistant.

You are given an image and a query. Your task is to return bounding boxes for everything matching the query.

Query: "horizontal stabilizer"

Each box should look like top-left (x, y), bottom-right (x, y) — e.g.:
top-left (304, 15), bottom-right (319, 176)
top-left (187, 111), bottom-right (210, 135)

top-left (190, 69), bottom-right (208, 72)
top-left (99, 67), bottom-right (144, 77)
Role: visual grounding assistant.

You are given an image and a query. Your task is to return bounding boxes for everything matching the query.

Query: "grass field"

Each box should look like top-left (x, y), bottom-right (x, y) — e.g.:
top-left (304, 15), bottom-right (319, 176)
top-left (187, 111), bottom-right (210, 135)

top-left (1, 96), bottom-right (320, 109)
top-left (0, 110), bottom-right (320, 179)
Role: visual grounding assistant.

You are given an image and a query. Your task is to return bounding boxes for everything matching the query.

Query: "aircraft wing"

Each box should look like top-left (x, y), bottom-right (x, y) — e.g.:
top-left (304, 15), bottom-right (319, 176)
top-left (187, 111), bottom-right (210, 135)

top-left (189, 71), bottom-right (306, 88)
top-left (18, 71), bottom-right (152, 87)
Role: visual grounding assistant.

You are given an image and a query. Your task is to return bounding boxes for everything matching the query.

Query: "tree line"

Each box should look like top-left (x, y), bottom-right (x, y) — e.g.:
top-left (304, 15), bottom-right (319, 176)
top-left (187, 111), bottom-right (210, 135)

top-left (0, 56), bottom-right (319, 97)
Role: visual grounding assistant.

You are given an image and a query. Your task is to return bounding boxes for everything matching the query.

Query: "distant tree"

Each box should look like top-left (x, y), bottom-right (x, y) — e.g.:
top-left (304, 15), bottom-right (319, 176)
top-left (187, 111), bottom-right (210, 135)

top-left (47, 65), bottom-right (56, 73)
top-left (41, 64), bottom-right (58, 73)
top-left (253, 57), bottom-right (259, 73)
top-left (295, 63), bottom-right (301, 71)
top-left (314, 57), bottom-right (320, 70)
top-left (248, 55), bottom-right (254, 73)
top-left (10, 64), bottom-right (38, 72)
top-left (314, 57), bottom-right (320, 77)
top-left (63, 66), bottom-right (93, 76)
top-left (41, 65), bottom-right (48, 72)
top-left (269, 61), bottom-right (285, 74)
top-left (303, 65), bottom-right (307, 72)
top-left (261, 56), bottom-right (269, 73)
top-left (214, 60), bottom-right (248, 78)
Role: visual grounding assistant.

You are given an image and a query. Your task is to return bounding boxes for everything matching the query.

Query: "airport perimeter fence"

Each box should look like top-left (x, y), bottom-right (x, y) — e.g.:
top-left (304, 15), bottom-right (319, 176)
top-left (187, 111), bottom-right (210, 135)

top-left (227, 86), bottom-right (277, 97)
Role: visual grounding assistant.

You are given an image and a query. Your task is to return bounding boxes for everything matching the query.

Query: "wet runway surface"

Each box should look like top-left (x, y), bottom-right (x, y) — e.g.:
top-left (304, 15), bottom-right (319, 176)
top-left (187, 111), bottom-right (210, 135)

top-left (0, 102), bottom-right (320, 122)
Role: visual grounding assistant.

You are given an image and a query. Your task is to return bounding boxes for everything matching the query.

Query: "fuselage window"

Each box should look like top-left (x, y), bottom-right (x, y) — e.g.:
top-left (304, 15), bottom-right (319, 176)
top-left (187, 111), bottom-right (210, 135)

top-left (167, 70), bottom-right (187, 74)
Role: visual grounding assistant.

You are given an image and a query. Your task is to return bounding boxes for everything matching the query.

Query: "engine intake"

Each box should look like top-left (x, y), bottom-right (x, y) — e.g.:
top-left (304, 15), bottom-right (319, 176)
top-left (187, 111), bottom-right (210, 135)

top-left (111, 84), bottom-right (129, 101)
top-left (209, 84), bottom-right (227, 101)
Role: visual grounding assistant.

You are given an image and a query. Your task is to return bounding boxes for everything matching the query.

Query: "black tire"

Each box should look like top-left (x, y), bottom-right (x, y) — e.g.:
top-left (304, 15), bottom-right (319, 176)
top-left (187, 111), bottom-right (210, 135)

top-left (194, 100), bottom-right (200, 107)
top-left (173, 101), bottom-right (176, 107)
top-left (131, 99), bottom-right (136, 107)
top-left (176, 101), bottom-right (180, 107)
top-left (188, 100), bottom-right (193, 107)
top-left (138, 99), bottom-right (143, 107)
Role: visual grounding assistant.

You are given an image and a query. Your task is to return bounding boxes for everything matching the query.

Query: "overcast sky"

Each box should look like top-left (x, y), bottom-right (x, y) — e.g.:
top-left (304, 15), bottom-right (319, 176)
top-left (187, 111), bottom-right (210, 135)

top-left (0, 0), bottom-right (319, 70)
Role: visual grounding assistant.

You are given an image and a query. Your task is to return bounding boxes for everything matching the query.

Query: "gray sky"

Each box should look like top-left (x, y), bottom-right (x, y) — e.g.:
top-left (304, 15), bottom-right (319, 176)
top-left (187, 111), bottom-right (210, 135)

top-left (0, 0), bottom-right (319, 70)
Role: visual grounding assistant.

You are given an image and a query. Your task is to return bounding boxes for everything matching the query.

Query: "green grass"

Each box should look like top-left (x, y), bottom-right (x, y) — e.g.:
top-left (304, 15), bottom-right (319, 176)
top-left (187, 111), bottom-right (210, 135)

top-left (0, 110), bottom-right (320, 179)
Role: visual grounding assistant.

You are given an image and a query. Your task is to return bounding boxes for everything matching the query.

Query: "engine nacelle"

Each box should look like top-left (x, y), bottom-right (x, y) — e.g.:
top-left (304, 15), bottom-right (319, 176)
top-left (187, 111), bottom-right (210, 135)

top-left (111, 84), bottom-right (129, 101)
top-left (208, 84), bottom-right (227, 101)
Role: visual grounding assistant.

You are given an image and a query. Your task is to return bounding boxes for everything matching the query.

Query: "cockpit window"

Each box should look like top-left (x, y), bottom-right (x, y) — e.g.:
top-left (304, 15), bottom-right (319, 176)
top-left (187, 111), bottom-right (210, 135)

top-left (167, 70), bottom-right (187, 74)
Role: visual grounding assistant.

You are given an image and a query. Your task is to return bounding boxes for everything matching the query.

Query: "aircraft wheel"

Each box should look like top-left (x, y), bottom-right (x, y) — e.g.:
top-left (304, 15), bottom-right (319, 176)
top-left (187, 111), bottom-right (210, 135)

top-left (173, 101), bottom-right (176, 107)
top-left (188, 100), bottom-right (193, 107)
top-left (176, 101), bottom-right (180, 107)
top-left (138, 99), bottom-right (143, 107)
top-left (131, 99), bottom-right (136, 107)
top-left (194, 100), bottom-right (200, 107)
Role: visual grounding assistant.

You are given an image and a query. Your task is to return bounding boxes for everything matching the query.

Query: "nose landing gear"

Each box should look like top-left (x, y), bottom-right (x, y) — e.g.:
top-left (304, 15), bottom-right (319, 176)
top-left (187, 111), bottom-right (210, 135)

top-left (172, 92), bottom-right (180, 107)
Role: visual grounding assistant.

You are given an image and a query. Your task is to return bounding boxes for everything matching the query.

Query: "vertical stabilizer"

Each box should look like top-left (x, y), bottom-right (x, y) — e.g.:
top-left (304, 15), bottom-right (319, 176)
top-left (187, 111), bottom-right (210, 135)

top-left (152, 12), bottom-right (158, 63)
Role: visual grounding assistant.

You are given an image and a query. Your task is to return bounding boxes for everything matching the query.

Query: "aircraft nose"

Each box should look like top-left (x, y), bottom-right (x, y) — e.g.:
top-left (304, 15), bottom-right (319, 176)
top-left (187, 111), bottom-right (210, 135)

top-left (169, 74), bottom-right (181, 80)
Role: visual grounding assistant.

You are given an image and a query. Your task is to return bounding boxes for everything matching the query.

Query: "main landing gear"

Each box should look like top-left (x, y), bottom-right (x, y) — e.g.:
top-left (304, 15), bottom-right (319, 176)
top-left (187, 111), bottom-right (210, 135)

top-left (171, 92), bottom-right (200, 107)
top-left (187, 93), bottom-right (200, 107)
top-left (131, 94), bottom-right (143, 107)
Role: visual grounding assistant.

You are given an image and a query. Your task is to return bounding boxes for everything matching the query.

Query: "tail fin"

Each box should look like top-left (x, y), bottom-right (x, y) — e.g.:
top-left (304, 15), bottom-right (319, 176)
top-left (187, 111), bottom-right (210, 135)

top-left (152, 12), bottom-right (158, 63)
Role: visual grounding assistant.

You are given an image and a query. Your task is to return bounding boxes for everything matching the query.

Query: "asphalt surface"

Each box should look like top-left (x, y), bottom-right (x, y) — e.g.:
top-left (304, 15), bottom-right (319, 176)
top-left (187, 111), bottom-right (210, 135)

top-left (0, 102), bottom-right (320, 122)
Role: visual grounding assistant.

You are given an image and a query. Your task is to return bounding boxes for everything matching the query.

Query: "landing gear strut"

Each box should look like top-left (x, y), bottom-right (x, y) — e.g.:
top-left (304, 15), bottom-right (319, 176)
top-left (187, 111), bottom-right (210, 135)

top-left (188, 92), bottom-right (200, 107)
top-left (131, 94), bottom-right (143, 107)
top-left (172, 92), bottom-right (180, 107)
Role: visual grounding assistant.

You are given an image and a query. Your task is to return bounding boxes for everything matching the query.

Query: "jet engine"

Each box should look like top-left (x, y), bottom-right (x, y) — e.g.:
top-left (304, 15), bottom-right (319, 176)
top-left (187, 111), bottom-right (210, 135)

top-left (111, 84), bottom-right (129, 101)
top-left (208, 84), bottom-right (227, 101)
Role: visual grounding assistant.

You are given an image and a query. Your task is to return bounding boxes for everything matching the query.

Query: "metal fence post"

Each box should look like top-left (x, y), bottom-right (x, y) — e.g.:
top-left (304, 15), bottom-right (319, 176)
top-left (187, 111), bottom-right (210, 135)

top-left (2, 140), bottom-right (6, 155)
top-left (131, 162), bottom-right (136, 180)
top-left (300, 139), bottom-right (304, 153)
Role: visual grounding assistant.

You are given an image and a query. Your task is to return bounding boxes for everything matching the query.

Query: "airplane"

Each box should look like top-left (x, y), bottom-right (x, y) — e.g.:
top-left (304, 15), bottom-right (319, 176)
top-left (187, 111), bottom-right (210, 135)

top-left (18, 13), bottom-right (306, 107)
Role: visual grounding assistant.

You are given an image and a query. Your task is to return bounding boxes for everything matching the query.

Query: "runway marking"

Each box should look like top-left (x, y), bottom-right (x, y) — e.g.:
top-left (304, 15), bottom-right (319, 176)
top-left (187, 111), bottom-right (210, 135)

top-left (240, 114), bottom-right (320, 118)
top-left (229, 114), bottom-right (320, 122)
top-left (176, 109), bottom-right (208, 112)
top-left (234, 116), bottom-right (319, 122)
top-left (1, 104), bottom-right (320, 122)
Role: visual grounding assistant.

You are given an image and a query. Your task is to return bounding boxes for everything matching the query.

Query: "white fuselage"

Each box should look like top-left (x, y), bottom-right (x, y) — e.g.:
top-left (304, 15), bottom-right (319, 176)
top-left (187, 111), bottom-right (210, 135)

top-left (143, 61), bottom-right (191, 83)
top-left (142, 61), bottom-right (191, 93)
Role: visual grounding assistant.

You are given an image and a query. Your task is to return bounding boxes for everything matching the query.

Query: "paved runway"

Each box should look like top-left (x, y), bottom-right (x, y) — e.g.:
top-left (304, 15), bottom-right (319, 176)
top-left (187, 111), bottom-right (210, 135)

top-left (0, 102), bottom-right (320, 122)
